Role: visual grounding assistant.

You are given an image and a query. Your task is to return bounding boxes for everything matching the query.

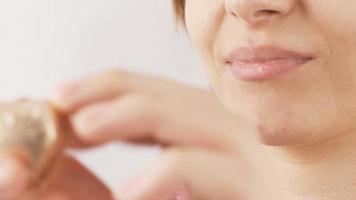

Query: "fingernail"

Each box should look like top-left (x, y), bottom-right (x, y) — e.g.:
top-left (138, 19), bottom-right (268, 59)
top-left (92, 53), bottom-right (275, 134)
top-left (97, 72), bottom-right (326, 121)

top-left (72, 103), bottom-right (112, 136)
top-left (168, 186), bottom-right (191, 200)
top-left (50, 80), bottom-right (81, 108)
top-left (209, 84), bottom-right (214, 92)
top-left (54, 80), bottom-right (81, 98)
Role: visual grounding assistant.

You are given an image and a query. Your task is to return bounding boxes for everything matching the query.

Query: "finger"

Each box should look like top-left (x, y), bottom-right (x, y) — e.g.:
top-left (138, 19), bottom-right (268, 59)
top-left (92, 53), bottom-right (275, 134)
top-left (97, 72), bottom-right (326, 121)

top-left (0, 154), bottom-right (30, 200)
top-left (24, 154), bottom-right (113, 200)
top-left (70, 96), bottom-right (156, 146)
top-left (70, 95), bottom-right (240, 152)
top-left (116, 148), bottom-right (255, 200)
top-left (50, 69), bottom-right (248, 153)
top-left (50, 69), bottom-right (141, 113)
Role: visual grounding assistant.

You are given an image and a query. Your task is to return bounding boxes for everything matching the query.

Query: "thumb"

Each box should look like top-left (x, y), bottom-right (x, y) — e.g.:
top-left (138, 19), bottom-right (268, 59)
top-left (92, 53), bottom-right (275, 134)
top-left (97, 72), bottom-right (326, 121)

top-left (0, 155), bottom-right (30, 200)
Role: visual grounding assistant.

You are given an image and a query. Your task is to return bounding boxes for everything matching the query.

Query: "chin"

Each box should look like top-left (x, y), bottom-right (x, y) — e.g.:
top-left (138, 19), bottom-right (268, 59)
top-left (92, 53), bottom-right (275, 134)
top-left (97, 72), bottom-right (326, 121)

top-left (255, 121), bottom-right (310, 146)
top-left (215, 73), bottom-right (356, 147)
top-left (248, 108), bottom-right (350, 147)
top-left (220, 97), bottom-right (313, 146)
top-left (225, 100), bottom-right (329, 147)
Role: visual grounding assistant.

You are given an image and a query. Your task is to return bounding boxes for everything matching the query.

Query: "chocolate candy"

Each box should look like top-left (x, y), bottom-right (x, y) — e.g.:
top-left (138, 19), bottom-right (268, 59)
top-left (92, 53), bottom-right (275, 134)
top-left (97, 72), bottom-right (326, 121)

top-left (0, 100), bottom-right (64, 186)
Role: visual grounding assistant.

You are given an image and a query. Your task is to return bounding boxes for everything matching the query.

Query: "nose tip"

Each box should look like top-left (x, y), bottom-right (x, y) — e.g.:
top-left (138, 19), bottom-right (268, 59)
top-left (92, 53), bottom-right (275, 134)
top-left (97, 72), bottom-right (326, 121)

top-left (226, 0), bottom-right (295, 26)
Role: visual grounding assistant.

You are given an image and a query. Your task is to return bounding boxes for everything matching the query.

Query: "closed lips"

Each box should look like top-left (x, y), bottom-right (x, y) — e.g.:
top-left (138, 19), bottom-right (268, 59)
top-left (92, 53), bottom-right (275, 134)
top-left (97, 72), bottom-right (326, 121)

top-left (226, 45), bottom-right (315, 80)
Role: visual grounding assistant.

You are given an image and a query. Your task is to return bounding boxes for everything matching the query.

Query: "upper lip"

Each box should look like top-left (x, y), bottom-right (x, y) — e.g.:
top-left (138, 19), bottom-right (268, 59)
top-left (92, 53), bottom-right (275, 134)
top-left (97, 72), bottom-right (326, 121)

top-left (226, 45), bottom-right (315, 64)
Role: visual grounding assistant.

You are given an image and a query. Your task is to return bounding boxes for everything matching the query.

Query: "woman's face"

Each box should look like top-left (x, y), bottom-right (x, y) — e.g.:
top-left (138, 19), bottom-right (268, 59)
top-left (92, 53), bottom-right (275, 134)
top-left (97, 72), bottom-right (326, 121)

top-left (185, 0), bottom-right (356, 146)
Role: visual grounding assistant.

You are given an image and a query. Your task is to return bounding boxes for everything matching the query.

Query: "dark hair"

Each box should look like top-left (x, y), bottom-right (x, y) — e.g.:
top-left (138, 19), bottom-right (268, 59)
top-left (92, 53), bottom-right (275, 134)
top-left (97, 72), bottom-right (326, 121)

top-left (172, 0), bottom-right (186, 26)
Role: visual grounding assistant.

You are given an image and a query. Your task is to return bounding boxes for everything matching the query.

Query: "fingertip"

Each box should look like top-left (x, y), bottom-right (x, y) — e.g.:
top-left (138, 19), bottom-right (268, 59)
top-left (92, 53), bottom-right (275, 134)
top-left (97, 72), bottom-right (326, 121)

top-left (49, 80), bottom-right (81, 113)
top-left (48, 91), bottom-right (72, 113)
top-left (171, 188), bottom-right (192, 200)
top-left (70, 113), bottom-right (96, 143)
top-left (70, 102), bottom-right (113, 144)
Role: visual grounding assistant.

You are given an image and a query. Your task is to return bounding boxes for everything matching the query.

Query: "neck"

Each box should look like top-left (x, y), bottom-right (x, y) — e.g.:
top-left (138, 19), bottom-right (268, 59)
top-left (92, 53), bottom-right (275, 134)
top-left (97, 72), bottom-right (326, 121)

top-left (261, 131), bottom-right (356, 200)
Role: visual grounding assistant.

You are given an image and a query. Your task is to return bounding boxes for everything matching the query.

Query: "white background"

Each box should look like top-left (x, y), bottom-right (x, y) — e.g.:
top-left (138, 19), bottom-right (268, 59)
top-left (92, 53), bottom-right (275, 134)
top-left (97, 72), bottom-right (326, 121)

top-left (0, 0), bottom-right (209, 189)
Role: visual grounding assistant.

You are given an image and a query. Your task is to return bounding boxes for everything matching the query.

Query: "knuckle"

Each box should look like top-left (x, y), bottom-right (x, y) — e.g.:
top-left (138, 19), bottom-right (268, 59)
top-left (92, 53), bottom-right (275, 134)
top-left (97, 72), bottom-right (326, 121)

top-left (90, 68), bottom-right (133, 92)
top-left (119, 95), bottom-right (159, 127)
top-left (101, 69), bottom-right (129, 81)
top-left (126, 94), bottom-right (156, 114)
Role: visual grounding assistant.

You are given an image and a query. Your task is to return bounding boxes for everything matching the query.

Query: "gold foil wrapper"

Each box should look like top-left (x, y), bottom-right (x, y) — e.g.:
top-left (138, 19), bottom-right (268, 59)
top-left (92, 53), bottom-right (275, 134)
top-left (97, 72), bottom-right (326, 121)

top-left (0, 100), bottom-right (64, 186)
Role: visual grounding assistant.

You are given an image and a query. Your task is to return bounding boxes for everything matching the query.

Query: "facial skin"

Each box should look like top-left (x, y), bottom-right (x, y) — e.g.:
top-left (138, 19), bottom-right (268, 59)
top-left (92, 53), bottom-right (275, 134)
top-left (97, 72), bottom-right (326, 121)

top-left (185, 0), bottom-right (356, 146)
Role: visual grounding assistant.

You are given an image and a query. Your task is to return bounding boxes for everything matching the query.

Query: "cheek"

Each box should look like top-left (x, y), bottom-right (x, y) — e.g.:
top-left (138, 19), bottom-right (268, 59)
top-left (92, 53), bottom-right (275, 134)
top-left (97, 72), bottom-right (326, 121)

top-left (306, 1), bottom-right (356, 56)
top-left (306, 0), bottom-right (356, 113)
top-left (186, 0), bottom-right (225, 85)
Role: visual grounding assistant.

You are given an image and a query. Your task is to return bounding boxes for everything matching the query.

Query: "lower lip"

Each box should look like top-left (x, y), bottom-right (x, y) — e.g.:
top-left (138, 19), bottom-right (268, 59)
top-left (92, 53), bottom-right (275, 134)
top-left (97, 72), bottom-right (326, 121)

top-left (229, 58), bottom-right (313, 81)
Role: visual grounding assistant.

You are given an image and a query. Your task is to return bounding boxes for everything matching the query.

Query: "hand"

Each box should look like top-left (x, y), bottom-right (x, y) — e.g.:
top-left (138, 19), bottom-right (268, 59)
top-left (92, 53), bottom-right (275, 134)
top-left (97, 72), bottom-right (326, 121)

top-left (0, 69), bottom-right (274, 199)
top-left (0, 153), bottom-right (113, 200)
top-left (52, 70), bottom-right (250, 152)
top-left (115, 147), bottom-right (277, 200)
top-left (51, 69), bottom-right (273, 199)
